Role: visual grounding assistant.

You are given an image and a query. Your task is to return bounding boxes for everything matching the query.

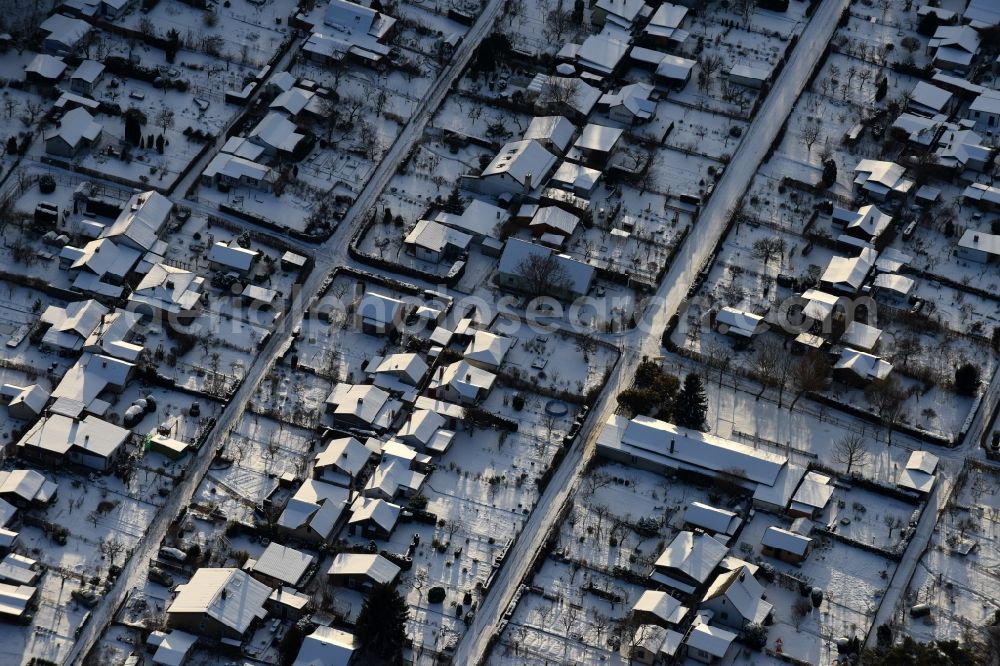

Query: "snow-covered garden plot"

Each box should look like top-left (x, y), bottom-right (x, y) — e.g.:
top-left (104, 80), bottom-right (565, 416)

top-left (648, 146), bottom-right (720, 202)
top-left (739, 510), bottom-right (897, 665)
top-left (822, 485), bottom-right (917, 553)
top-left (490, 557), bottom-right (644, 665)
top-left (659, 103), bottom-right (748, 162)
top-left (902, 461), bottom-right (1000, 644)
top-left (494, 0), bottom-right (579, 56)
top-left (433, 94), bottom-right (535, 144)
top-left (0, 568), bottom-right (94, 666)
top-left (118, 0), bottom-right (297, 69)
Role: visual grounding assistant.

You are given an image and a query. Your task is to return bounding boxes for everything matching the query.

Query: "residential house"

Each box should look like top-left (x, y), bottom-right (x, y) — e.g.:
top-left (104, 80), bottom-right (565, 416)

top-left (908, 81), bottom-right (953, 116)
top-left (463, 330), bottom-right (513, 371)
top-left (207, 241), bottom-right (260, 278)
top-left (700, 566), bottom-right (773, 630)
top-left (129, 264), bottom-right (204, 322)
top-left (872, 273), bottom-right (915, 305)
top-left (327, 553), bottom-right (400, 592)
top-left (83, 309), bottom-right (143, 361)
top-left (0, 583), bottom-right (36, 621)
top-left (651, 530), bottom-right (728, 594)
top-left (840, 321), bottom-right (882, 353)
top-left (682, 502), bottom-right (742, 539)
top-left (427, 360), bottom-right (496, 405)
top-left (600, 83), bottom-right (656, 124)
top-left (39, 13), bottom-right (91, 55)
top-left (570, 123), bottom-right (624, 167)
top-left (527, 74), bottom-right (602, 120)
top-left (324, 383), bottom-right (401, 432)
top-left (44, 107), bottom-right (101, 158)
top-left (2, 384), bottom-right (49, 421)
top-left (347, 495), bottom-right (400, 539)
top-left (714, 307), bottom-right (766, 339)
top-left (728, 62), bottom-right (770, 89)
top-left (468, 139), bottom-right (557, 197)
top-left (968, 92), bottom-right (1000, 134)
top-left (151, 630), bottom-right (198, 666)
top-left (833, 204), bottom-right (892, 244)
top-left (956, 229), bottom-right (1000, 263)
top-left (38, 299), bottom-right (109, 352)
top-left (820, 247), bottom-right (877, 294)
top-left (684, 619), bottom-right (737, 664)
top-left (833, 349), bottom-right (892, 386)
top-left (292, 626), bottom-right (357, 666)
top-left (565, 32), bottom-right (631, 77)
top-left (100, 190), bottom-right (172, 253)
top-left (788, 471), bottom-right (834, 519)
top-left (496, 238), bottom-right (595, 300)
top-left (397, 410), bottom-right (454, 453)
top-left (313, 436), bottom-right (371, 488)
top-left (761, 524), bottom-right (813, 564)
top-left (363, 459), bottom-right (425, 501)
top-left (853, 159), bottom-right (913, 201)
top-left (528, 206), bottom-right (580, 238)
top-left (550, 161), bottom-right (602, 198)
top-left (928, 25), bottom-right (980, 71)
top-left (24, 54), bottom-right (66, 85)
top-left (522, 116), bottom-right (576, 154)
top-left (897, 450), bottom-right (939, 495)
top-left (591, 0), bottom-right (645, 30)
top-left (962, 182), bottom-right (1000, 211)
top-left (323, 0), bottom-right (397, 43)
top-left (655, 54), bottom-right (696, 89)
top-left (49, 352), bottom-right (134, 418)
top-left (356, 292), bottom-right (406, 335)
top-left (248, 112), bottom-right (305, 158)
top-left (642, 3), bottom-right (688, 49)
top-left (167, 568), bottom-right (271, 641)
top-left (934, 127), bottom-right (992, 172)
top-left (403, 220), bottom-right (472, 263)
top-left (69, 59), bottom-right (104, 95)
top-left (631, 590), bottom-right (689, 628)
top-left (631, 623), bottom-right (670, 665)
top-left (277, 479), bottom-right (350, 544)
top-left (248, 543), bottom-right (315, 589)
top-left (16, 413), bottom-right (129, 472)
top-left (0, 470), bottom-right (58, 508)
top-left (201, 153), bottom-right (276, 192)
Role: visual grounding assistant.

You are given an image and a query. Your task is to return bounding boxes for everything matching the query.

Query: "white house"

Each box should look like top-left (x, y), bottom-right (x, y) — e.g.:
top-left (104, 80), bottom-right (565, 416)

top-left (69, 59), bottom-right (104, 95)
top-left (956, 229), bottom-right (1000, 263)
top-left (403, 219), bottom-right (472, 263)
top-left (469, 139), bottom-right (557, 197)
top-left (968, 92), bottom-right (1000, 135)
top-left (44, 107), bottom-right (101, 158)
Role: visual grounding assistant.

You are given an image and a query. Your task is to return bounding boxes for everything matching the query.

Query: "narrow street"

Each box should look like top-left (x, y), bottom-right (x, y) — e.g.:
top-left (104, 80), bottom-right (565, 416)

top-left (451, 0), bottom-right (851, 663)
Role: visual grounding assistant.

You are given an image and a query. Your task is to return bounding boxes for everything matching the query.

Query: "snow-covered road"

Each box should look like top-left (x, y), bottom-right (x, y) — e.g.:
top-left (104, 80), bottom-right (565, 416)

top-left (451, 1), bottom-right (852, 664)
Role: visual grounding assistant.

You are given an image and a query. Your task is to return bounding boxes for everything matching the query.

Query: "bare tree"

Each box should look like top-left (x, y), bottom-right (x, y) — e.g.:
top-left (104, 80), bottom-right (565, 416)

top-left (864, 375), bottom-right (908, 444)
top-left (697, 54), bottom-right (725, 92)
top-left (156, 107), bottom-right (175, 135)
top-left (752, 237), bottom-right (786, 267)
top-left (833, 434), bottom-right (871, 475)
top-left (752, 336), bottom-right (784, 398)
top-left (788, 351), bottom-right (830, 409)
top-left (800, 124), bottom-right (821, 157)
top-left (542, 77), bottom-right (578, 111)
top-left (513, 252), bottom-right (572, 299)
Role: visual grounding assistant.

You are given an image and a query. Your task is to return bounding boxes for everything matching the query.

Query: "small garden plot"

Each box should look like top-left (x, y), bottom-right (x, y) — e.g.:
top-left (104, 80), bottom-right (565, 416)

top-left (491, 316), bottom-right (617, 399)
top-left (496, 0), bottom-right (581, 55)
top-left (839, 11), bottom-right (931, 71)
top-left (209, 414), bottom-right (315, 498)
top-left (648, 146), bottom-right (720, 202)
top-left (896, 223), bottom-right (1000, 303)
top-left (252, 361), bottom-right (332, 430)
top-left (0, 570), bottom-right (94, 666)
top-left (823, 486), bottom-right (917, 553)
top-left (491, 558), bottom-right (645, 665)
top-left (740, 511), bottom-right (896, 662)
top-left (394, 0), bottom-right (479, 46)
top-left (555, 461), bottom-right (732, 575)
top-left (707, 0), bottom-right (813, 40)
top-left (195, 181), bottom-right (325, 235)
top-left (119, 0), bottom-right (297, 69)
top-left (659, 103), bottom-right (747, 161)
top-left (433, 94), bottom-right (534, 145)
top-left (902, 462), bottom-right (1000, 644)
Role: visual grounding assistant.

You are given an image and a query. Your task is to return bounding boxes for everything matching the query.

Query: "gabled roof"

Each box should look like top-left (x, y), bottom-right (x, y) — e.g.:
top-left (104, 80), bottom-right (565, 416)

top-left (373, 352), bottom-right (428, 385)
top-left (0, 582), bottom-right (35, 618)
top-left (44, 107), bottom-right (101, 149)
top-left (632, 589), bottom-right (688, 625)
top-left (326, 383), bottom-right (393, 425)
top-left (575, 32), bottom-right (631, 75)
top-left (600, 82), bottom-right (656, 120)
top-left (840, 321), bottom-right (882, 352)
top-left (404, 219), bottom-right (472, 254)
top-left (50, 353), bottom-right (134, 410)
top-left (314, 437), bottom-right (369, 477)
top-left (67, 238), bottom-right (141, 278)
top-left (357, 292), bottom-right (403, 326)
top-left (168, 568), bottom-right (271, 634)
top-left (530, 206), bottom-right (580, 236)
top-left (17, 413), bottom-right (129, 460)
top-left (40, 299), bottom-right (109, 349)
top-left (684, 502), bottom-right (741, 536)
top-left (522, 116), bottom-right (576, 152)
top-left (39, 13), bottom-right (91, 49)
top-left (249, 112), bottom-right (304, 153)
top-left (821, 247), bottom-right (877, 291)
top-left (101, 191), bottom-right (172, 252)
top-left (0, 470), bottom-right (57, 504)
top-left (397, 409), bottom-right (446, 446)
top-left (834, 349), bottom-right (892, 382)
top-left (654, 531), bottom-right (728, 585)
top-left (854, 159), bottom-right (911, 195)
top-left (327, 553), bottom-right (400, 584)
top-left (463, 330), bottom-right (513, 368)
top-left (364, 459), bottom-right (425, 498)
top-left (762, 525), bottom-right (812, 556)
top-left (251, 543), bottom-right (314, 587)
top-left (685, 620), bottom-right (736, 658)
top-left (910, 81), bottom-right (952, 114)
top-left (702, 566), bottom-right (772, 625)
top-left (574, 123), bottom-right (624, 153)
top-left (497, 238), bottom-right (595, 296)
top-left (202, 153), bottom-right (275, 184)
top-left (277, 480), bottom-right (349, 539)
top-left (269, 87), bottom-right (315, 116)
top-left (481, 139), bottom-right (557, 187)
top-left (715, 307), bottom-right (764, 338)
top-left (430, 360), bottom-right (496, 400)
top-left (131, 264), bottom-right (203, 314)
top-left (790, 472), bottom-right (834, 511)
top-left (207, 241), bottom-right (259, 271)
top-left (898, 450), bottom-right (938, 493)
top-left (433, 198), bottom-right (509, 239)
top-left (348, 495), bottom-right (400, 533)
top-left (152, 630), bottom-right (198, 666)
top-left (71, 59), bottom-right (104, 84)
top-left (929, 25), bottom-right (980, 55)
top-left (293, 626), bottom-right (357, 666)
top-left (25, 53), bottom-right (66, 80)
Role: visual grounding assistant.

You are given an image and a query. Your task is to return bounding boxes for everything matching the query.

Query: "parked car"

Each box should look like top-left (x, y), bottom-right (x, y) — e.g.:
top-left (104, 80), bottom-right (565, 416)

top-left (72, 588), bottom-right (100, 608)
top-left (148, 567), bottom-right (174, 587)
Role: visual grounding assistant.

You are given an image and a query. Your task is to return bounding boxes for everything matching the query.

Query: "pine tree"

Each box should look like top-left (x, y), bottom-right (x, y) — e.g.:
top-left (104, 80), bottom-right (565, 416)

top-left (674, 373), bottom-right (708, 431)
top-left (355, 583), bottom-right (408, 665)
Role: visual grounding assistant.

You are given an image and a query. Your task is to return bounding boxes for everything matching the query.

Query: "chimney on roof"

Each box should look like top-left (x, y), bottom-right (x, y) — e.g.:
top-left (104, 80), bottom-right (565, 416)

top-left (221, 587), bottom-right (228, 599)
top-left (669, 439), bottom-right (675, 454)
top-left (974, 234), bottom-right (980, 242)
top-left (466, 373), bottom-right (471, 381)
top-left (524, 172), bottom-right (533, 190)
top-left (166, 280), bottom-right (175, 290)
top-left (739, 570), bottom-right (746, 582)
top-left (357, 397), bottom-right (364, 405)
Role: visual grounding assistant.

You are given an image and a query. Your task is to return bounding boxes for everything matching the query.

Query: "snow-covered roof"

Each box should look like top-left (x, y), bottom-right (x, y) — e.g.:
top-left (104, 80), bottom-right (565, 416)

top-left (40, 299), bottom-right (109, 350)
top-left (208, 241), bottom-right (259, 272)
top-left (685, 620), bottom-right (736, 658)
top-left (429, 360), bottom-right (496, 401)
top-left (935, 127), bottom-right (991, 169)
top-left (327, 553), bottom-right (400, 584)
top-left (83, 310), bottom-right (142, 359)
top-left (790, 471), bottom-right (834, 511)
top-left (168, 568), bottom-right (271, 635)
top-left (323, 0), bottom-right (396, 41)
top-left (0, 583), bottom-right (35, 618)
top-left (821, 247), bottom-right (876, 292)
top-left (152, 630), bottom-right (198, 666)
top-left (632, 589), bottom-right (688, 625)
top-left (646, 2), bottom-right (687, 36)
top-left (50, 352), bottom-right (134, 412)
top-left (551, 161), bottom-right (602, 192)
top-left (220, 136), bottom-right (268, 162)
top-left (761, 525), bottom-right (812, 556)
top-left (347, 495), bottom-right (400, 533)
top-left (730, 62), bottom-right (770, 82)
top-left (574, 123), bottom-right (624, 153)
top-left (404, 219), bottom-right (472, 254)
top-left (0, 470), bottom-right (57, 504)
top-left (575, 32), bottom-right (630, 75)
top-left (839, 321), bottom-right (881, 353)
top-left (970, 91), bottom-right (1000, 117)
top-left (930, 24), bottom-right (980, 56)
top-left (463, 330), bottom-right (513, 368)
top-left (702, 566), bottom-right (772, 625)
top-left (481, 139), bottom-right (557, 188)
top-left (249, 112), bottom-right (304, 153)
top-left (854, 159), bottom-right (912, 197)
top-left (71, 59), bottom-right (104, 84)
top-left (364, 459), bottom-right (425, 499)
top-left (654, 531), bottom-right (728, 585)
top-left (834, 349), bottom-right (892, 382)
top-left (39, 13), bottom-right (91, 50)
top-left (397, 409), bottom-right (446, 446)
top-left (292, 626), bottom-right (356, 666)
top-left (67, 238), bottom-right (141, 280)
top-left (840, 204), bottom-right (892, 239)
top-left (357, 292), bottom-right (404, 326)
top-left (269, 87), bottom-right (315, 117)
top-left (522, 116), bottom-right (576, 152)
top-left (873, 273), bottom-right (914, 297)
top-left (963, 182), bottom-right (1000, 208)
top-left (277, 479), bottom-right (349, 539)
top-left (684, 502), bottom-right (741, 536)
top-left (202, 153), bottom-right (274, 185)
top-left (251, 543), bottom-right (314, 587)
top-left (314, 437), bottom-right (369, 477)
top-left (434, 198), bottom-right (509, 239)
top-left (6, 384), bottom-right (49, 418)
top-left (964, 0), bottom-right (1000, 28)
top-left (656, 53), bottom-right (696, 81)
top-left (908, 450), bottom-right (939, 475)
top-left (25, 53), bottom-right (66, 80)
top-left (529, 206), bottom-right (580, 236)
top-left (528, 74), bottom-right (602, 117)
top-left (715, 307), bottom-right (764, 338)
top-left (373, 352), bottom-right (428, 386)
top-left (131, 264), bottom-right (203, 315)
top-left (898, 451), bottom-right (938, 493)
top-left (910, 81), bottom-right (952, 114)
top-left (0, 554), bottom-right (38, 586)
top-left (17, 413), bottom-right (129, 461)
top-left (101, 191), bottom-right (172, 252)
top-left (44, 106), bottom-right (101, 149)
